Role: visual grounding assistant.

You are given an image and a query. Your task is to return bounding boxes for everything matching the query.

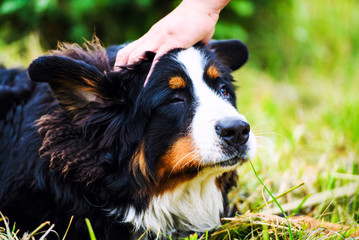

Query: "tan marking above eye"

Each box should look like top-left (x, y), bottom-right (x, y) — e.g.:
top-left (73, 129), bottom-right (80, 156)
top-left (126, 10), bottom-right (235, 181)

top-left (169, 76), bottom-right (186, 89)
top-left (207, 65), bottom-right (220, 79)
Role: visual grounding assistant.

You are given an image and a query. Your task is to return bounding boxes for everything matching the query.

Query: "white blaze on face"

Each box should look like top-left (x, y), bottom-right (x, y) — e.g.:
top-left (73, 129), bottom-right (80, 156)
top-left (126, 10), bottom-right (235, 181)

top-left (175, 47), bottom-right (256, 163)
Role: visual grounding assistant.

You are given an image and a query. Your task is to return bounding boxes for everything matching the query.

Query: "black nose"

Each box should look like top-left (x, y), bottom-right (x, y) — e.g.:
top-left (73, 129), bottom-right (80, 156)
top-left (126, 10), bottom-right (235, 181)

top-left (215, 118), bottom-right (250, 146)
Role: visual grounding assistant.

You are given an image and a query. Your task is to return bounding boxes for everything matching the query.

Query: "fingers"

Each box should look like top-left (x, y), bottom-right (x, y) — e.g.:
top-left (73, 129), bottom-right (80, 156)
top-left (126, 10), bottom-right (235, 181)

top-left (114, 42), bottom-right (136, 71)
top-left (115, 42), bottom-right (165, 86)
top-left (114, 37), bottom-right (161, 71)
top-left (115, 38), bottom-right (176, 86)
top-left (144, 46), bottom-right (175, 86)
top-left (202, 29), bottom-right (216, 45)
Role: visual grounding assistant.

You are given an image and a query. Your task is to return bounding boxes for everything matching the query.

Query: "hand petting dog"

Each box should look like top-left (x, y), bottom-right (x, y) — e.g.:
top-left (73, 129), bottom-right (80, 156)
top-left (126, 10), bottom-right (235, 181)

top-left (114, 0), bottom-right (230, 84)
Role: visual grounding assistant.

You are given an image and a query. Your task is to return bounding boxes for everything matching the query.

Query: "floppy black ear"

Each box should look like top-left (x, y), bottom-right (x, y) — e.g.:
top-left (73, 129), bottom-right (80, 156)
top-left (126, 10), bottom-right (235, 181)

top-left (28, 55), bottom-right (114, 117)
top-left (207, 39), bottom-right (249, 71)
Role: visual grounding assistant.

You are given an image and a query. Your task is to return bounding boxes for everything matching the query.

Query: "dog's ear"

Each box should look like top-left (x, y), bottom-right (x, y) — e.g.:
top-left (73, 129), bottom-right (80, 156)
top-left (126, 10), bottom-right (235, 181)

top-left (207, 40), bottom-right (249, 71)
top-left (28, 55), bottom-right (129, 117)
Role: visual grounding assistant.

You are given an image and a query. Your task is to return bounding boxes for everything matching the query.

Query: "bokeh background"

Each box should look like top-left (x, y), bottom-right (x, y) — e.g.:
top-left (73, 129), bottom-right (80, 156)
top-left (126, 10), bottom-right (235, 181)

top-left (1, 0), bottom-right (358, 230)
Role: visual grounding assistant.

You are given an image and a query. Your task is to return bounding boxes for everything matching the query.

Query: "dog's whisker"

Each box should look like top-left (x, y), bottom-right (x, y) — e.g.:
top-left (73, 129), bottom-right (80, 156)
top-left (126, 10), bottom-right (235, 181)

top-left (254, 135), bottom-right (270, 139)
top-left (252, 130), bottom-right (288, 141)
top-left (179, 151), bottom-right (201, 170)
top-left (169, 150), bottom-right (199, 176)
top-left (256, 144), bottom-right (273, 153)
top-left (251, 121), bottom-right (269, 130)
top-left (179, 151), bottom-right (200, 169)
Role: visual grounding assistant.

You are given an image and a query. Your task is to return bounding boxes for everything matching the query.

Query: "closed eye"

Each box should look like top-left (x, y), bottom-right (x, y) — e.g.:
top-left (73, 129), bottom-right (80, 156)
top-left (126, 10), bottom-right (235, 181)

top-left (168, 97), bottom-right (186, 105)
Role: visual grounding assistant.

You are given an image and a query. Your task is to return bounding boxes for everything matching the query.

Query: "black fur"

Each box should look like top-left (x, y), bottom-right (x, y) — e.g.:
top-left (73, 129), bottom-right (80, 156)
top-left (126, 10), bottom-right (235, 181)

top-left (0, 38), bottom-right (248, 239)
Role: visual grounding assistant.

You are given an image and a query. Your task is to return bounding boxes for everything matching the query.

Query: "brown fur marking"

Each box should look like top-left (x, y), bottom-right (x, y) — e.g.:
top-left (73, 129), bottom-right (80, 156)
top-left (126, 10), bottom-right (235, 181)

top-left (51, 36), bottom-right (110, 73)
top-left (155, 136), bottom-right (200, 194)
top-left (36, 110), bottom-right (104, 185)
top-left (215, 171), bottom-right (238, 192)
top-left (207, 65), bottom-right (220, 79)
top-left (130, 142), bottom-right (152, 184)
top-left (169, 76), bottom-right (186, 89)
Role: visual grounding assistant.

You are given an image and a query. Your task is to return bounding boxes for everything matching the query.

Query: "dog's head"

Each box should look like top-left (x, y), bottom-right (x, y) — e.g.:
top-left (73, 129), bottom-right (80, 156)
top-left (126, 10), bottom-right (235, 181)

top-left (28, 37), bottom-right (256, 234)
top-left (133, 40), bottom-right (256, 188)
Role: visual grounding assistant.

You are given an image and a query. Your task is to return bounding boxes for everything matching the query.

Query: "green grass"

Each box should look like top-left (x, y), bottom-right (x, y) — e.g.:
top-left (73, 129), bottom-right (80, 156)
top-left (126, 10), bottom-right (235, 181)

top-left (0, 211), bottom-right (55, 240)
top-left (1, 0), bottom-right (358, 239)
top-left (212, 0), bottom-right (359, 237)
top-left (218, 1), bottom-right (359, 238)
top-left (85, 218), bottom-right (97, 240)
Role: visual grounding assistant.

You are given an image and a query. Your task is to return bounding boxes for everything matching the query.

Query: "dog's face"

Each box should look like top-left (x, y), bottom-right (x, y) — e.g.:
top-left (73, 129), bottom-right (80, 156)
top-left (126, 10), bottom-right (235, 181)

top-left (135, 44), bottom-right (256, 193)
top-left (28, 38), bottom-right (256, 235)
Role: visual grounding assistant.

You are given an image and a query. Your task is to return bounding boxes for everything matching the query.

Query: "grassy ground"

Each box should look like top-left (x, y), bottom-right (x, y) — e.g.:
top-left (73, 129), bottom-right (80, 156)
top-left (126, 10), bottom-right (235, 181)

top-left (1, 1), bottom-right (358, 239)
top-left (216, 0), bottom-right (359, 238)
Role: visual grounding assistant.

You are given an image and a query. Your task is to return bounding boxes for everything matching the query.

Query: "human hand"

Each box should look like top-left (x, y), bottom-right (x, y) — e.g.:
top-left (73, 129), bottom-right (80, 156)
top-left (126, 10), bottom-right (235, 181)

top-left (114, 0), bottom-right (230, 85)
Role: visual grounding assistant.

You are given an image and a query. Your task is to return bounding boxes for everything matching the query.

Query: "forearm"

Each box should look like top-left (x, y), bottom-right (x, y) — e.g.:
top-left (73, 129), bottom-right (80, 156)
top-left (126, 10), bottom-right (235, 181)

top-left (181, 0), bottom-right (230, 17)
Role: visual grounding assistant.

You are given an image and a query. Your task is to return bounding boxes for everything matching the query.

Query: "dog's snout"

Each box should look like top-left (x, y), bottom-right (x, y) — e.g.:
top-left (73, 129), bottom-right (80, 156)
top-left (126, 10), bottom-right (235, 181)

top-left (215, 118), bottom-right (250, 146)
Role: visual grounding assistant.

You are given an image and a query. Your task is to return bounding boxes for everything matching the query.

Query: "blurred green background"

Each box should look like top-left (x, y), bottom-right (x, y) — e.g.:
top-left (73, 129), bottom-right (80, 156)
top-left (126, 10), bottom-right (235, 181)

top-left (1, 0), bottom-right (358, 82)
top-left (1, 0), bottom-right (359, 227)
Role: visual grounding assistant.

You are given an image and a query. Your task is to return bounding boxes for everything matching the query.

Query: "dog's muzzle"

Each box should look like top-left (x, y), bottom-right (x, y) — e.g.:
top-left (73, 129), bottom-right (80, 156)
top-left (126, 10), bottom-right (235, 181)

top-left (215, 117), bottom-right (250, 147)
top-left (212, 117), bottom-right (251, 167)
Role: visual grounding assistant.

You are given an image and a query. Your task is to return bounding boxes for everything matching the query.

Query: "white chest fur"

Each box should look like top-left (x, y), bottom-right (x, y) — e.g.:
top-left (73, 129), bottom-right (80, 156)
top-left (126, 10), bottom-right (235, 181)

top-left (123, 172), bottom-right (224, 236)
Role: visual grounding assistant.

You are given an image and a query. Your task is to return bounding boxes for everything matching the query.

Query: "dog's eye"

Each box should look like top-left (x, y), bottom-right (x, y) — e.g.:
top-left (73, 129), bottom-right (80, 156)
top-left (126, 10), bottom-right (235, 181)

top-left (168, 97), bottom-right (185, 105)
top-left (220, 86), bottom-right (230, 98)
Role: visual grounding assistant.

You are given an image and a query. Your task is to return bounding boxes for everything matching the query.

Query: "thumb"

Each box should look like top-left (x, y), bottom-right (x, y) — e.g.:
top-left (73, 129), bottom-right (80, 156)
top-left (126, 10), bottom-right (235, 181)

top-left (202, 29), bottom-right (215, 45)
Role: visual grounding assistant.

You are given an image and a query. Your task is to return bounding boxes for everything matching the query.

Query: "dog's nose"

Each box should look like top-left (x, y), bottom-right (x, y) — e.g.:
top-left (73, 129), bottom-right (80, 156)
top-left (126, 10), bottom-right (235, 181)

top-left (215, 118), bottom-right (250, 146)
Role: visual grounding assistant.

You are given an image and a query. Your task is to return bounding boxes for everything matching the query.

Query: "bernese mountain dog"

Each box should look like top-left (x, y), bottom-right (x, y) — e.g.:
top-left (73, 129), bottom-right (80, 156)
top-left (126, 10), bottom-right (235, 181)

top-left (0, 37), bottom-right (256, 239)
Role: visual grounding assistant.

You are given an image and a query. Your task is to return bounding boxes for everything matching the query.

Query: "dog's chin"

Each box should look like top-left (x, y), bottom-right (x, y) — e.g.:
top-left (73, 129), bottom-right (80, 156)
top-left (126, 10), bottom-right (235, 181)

top-left (207, 143), bottom-right (252, 169)
top-left (206, 154), bottom-right (248, 169)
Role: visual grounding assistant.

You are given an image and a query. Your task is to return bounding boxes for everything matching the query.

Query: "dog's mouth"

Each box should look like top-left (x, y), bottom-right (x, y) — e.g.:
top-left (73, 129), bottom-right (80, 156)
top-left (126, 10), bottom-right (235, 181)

top-left (207, 154), bottom-right (248, 168)
top-left (198, 138), bottom-right (255, 170)
top-left (212, 144), bottom-right (251, 168)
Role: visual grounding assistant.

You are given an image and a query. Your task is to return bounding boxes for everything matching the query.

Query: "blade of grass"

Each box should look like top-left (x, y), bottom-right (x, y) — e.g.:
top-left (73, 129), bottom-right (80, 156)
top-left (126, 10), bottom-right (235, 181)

top-left (62, 216), bottom-right (73, 240)
top-left (291, 194), bottom-right (311, 216)
top-left (155, 225), bottom-right (161, 240)
top-left (198, 230), bottom-right (208, 240)
top-left (137, 227), bottom-right (151, 240)
top-left (25, 221), bottom-right (50, 240)
top-left (11, 223), bottom-right (16, 236)
top-left (262, 182), bottom-right (359, 215)
top-left (39, 224), bottom-right (55, 240)
top-left (13, 229), bottom-right (20, 240)
top-left (0, 212), bottom-right (13, 240)
top-left (85, 218), bottom-right (97, 240)
top-left (262, 224), bottom-right (269, 240)
top-left (248, 158), bottom-right (294, 240)
top-left (255, 182), bottom-right (305, 211)
top-left (225, 228), bottom-right (231, 240)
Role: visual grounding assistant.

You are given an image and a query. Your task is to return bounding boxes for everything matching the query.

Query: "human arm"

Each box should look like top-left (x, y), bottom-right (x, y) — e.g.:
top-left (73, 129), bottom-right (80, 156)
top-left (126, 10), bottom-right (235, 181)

top-left (114, 0), bottom-right (230, 83)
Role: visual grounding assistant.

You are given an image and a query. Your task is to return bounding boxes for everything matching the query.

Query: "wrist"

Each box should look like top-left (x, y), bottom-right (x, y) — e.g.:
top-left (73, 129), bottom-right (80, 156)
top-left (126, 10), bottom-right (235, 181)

top-left (179, 0), bottom-right (225, 22)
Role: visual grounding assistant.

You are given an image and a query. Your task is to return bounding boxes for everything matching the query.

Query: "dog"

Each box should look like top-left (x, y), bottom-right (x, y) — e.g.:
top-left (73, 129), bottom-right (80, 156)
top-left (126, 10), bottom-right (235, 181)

top-left (0, 37), bottom-right (256, 239)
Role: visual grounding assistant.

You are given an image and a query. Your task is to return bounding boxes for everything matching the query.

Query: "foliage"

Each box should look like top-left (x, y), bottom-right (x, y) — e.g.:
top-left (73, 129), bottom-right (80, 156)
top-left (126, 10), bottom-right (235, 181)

top-left (0, 0), bottom-right (174, 48)
top-left (0, 0), bottom-right (259, 53)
